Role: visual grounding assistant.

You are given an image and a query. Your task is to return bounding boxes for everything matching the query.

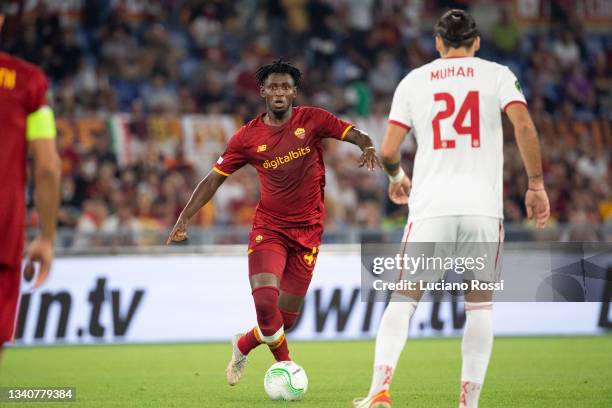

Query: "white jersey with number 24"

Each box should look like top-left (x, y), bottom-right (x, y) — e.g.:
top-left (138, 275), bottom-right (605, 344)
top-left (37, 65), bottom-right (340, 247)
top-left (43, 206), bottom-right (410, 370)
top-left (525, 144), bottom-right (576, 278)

top-left (389, 57), bottom-right (526, 222)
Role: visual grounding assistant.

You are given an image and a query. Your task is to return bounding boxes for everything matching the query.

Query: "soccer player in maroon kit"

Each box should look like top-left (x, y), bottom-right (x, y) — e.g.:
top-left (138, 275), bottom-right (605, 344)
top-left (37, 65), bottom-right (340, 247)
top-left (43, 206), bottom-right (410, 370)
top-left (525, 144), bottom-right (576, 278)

top-left (167, 60), bottom-right (381, 385)
top-left (0, 10), bottom-right (61, 365)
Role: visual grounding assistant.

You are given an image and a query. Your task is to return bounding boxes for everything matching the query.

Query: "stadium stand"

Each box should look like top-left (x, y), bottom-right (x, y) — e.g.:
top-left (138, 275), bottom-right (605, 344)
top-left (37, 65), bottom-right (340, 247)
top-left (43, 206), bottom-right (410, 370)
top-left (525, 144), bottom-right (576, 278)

top-left (1, 0), bottom-right (609, 247)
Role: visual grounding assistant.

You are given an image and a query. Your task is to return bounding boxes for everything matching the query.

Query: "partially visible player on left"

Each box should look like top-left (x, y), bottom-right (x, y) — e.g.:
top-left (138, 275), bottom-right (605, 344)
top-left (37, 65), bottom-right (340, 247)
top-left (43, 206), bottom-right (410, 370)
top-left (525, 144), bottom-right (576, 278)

top-left (0, 9), bottom-right (61, 365)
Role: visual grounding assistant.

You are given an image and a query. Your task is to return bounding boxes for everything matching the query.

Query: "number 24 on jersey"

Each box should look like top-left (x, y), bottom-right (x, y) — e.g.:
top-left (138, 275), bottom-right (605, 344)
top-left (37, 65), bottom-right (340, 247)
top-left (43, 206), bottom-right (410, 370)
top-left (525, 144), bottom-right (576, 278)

top-left (432, 91), bottom-right (480, 149)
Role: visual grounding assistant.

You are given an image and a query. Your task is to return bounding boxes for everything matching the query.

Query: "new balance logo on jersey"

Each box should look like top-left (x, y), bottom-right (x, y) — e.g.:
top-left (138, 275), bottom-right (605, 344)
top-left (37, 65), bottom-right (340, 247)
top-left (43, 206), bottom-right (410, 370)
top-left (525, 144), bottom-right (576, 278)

top-left (263, 147), bottom-right (311, 169)
top-left (257, 144), bottom-right (267, 152)
top-left (431, 66), bottom-right (474, 81)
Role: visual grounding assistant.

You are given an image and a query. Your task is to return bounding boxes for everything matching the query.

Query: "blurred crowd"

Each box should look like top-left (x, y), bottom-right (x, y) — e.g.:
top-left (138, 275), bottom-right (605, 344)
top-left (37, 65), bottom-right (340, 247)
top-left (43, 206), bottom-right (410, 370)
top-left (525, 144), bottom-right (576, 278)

top-left (1, 0), bottom-right (610, 245)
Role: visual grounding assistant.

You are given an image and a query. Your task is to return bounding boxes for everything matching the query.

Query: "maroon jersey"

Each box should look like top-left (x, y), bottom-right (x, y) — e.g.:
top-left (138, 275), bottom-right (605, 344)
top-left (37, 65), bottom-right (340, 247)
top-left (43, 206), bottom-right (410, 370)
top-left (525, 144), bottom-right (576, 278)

top-left (213, 106), bottom-right (353, 228)
top-left (0, 52), bottom-right (49, 267)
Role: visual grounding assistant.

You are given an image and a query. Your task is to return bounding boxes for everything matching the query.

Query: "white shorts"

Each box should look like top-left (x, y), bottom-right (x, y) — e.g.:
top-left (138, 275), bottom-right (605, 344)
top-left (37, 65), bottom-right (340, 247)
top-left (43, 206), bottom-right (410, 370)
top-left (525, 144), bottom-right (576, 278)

top-left (403, 216), bottom-right (503, 243)
top-left (400, 216), bottom-right (504, 283)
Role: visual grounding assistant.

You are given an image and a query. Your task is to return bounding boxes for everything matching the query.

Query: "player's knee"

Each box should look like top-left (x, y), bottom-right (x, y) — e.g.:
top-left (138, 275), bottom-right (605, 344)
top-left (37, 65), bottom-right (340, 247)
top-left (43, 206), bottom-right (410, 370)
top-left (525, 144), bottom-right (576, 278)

top-left (252, 286), bottom-right (280, 321)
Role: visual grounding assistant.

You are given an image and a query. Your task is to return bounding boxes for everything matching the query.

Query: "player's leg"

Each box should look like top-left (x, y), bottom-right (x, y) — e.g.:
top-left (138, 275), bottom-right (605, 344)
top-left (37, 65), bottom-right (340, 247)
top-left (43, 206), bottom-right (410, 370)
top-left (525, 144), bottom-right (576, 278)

top-left (356, 290), bottom-right (419, 408)
top-left (271, 224), bottom-right (323, 361)
top-left (278, 245), bottom-right (316, 331)
top-left (456, 216), bottom-right (502, 408)
top-left (278, 291), bottom-right (303, 331)
top-left (0, 265), bottom-right (21, 368)
top-left (237, 229), bottom-right (289, 355)
top-left (238, 255), bottom-right (287, 358)
top-left (357, 219), bottom-right (452, 407)
top-left (227, 264), bottom-right (286, 385)
top-left (277, 226), bottom-right (320, 348)
top-left (247, 269), bottom-right (291, 362)
top-left (227, 230), bottom-right (289, 385)
top-left (459, 289), bottom-right (493, 408)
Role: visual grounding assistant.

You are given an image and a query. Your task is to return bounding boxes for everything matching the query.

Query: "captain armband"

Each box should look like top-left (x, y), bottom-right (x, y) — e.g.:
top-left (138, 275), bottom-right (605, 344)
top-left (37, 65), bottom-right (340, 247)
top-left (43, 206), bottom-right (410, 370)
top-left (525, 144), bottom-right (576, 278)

top-left (26, 106), bottom-right (57, 141)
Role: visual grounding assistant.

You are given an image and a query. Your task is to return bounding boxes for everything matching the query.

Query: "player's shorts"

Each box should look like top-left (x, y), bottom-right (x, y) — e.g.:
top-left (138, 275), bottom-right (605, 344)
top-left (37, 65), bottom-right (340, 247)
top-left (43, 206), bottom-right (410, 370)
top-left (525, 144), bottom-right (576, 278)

top-left (401, 216), bottom-right (503, 284)
top-left (0, 264), bottom-right (21, 345)
top-left (247, 224), bottom-right (322, 297)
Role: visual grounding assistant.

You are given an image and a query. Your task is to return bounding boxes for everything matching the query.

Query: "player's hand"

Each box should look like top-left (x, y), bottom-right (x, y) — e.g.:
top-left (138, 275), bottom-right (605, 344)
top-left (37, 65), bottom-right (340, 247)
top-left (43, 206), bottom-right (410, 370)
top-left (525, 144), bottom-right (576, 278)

top-left (525, 189), bottom-right (550, 228)
top-left (24, 236), bottom-right (54, 289)
top-left (166, 217), bottom-right (189, 244)
top-left (388, 176), bottom-right (411, 205)
top-left (358, 147), bottom-right (383, 171)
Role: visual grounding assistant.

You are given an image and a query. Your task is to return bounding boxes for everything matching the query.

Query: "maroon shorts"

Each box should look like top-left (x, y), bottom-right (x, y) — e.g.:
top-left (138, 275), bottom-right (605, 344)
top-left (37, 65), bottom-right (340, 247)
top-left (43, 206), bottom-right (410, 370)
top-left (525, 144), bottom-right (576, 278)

top-left (0, 264), bottom-right (21, 345)
top-left (247, 224), bottom-right (322, 297)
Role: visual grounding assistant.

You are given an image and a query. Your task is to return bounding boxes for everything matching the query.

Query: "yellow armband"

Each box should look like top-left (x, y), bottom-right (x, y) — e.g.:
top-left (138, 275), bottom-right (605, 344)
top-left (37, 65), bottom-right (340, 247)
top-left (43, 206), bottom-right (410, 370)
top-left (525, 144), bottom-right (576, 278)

top-left (26, 106), bottom-right (57, 141)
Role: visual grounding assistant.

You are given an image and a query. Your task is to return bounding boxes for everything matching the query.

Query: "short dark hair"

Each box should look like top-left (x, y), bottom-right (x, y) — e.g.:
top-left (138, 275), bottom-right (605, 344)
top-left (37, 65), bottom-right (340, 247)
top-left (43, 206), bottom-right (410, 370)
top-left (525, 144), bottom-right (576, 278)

top-left (255, 59), bottom-right (302, 88)
top-left (434, 9), bottom-right (479, 49)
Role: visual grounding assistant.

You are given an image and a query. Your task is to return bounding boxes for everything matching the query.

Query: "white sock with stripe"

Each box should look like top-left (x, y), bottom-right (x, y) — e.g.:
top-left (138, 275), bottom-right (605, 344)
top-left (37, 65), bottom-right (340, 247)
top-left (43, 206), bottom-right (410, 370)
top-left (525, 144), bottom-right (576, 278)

top-left (459, 301), bottom-right (493, 408)
top-left (368, 297), bottom-right (417, 397)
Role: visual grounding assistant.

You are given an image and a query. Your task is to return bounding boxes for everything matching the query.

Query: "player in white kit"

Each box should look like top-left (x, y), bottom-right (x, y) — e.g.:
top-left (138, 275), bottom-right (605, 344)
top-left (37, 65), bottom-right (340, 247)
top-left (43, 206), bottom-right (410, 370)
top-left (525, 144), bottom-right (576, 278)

top-left (353, 9), bottom-right (550, 408)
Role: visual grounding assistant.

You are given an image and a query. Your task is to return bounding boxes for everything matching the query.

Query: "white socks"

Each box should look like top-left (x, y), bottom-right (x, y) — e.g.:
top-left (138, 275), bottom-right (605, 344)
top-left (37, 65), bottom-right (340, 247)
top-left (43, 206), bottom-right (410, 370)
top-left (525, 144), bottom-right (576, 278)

top-left (367, 299), bottom-right (493, 407)
top-left (459, 382), bottom-right (482, 408)
top-left (368, 298), bottom-right (417, 397)
top-left (459, 301), bottom-right (493, 408)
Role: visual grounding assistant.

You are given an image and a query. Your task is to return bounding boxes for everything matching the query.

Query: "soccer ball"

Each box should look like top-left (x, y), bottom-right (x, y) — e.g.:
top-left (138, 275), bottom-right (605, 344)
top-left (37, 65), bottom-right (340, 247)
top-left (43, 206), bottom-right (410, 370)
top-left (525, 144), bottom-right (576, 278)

top-left (263, 361), bottom-right (308, 401)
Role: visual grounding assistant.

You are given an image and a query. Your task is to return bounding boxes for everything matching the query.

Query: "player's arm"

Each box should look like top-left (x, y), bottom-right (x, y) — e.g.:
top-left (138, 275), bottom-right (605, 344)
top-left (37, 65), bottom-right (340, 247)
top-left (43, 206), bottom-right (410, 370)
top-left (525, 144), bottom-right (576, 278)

top-left (166, 170), bottom-right (227, 244)
top-left (313, 107), bottom-right (381, 170)
top-left (168, 128), bottom-right (247, 244)
top-left (505, 103), bottom-right (550, 228)
top-left (342, 127), bottom-right (382, 171)
top-left (380, 123), bottom-right (411, 205)
top-left (26, 106), bottom-right (61, 288)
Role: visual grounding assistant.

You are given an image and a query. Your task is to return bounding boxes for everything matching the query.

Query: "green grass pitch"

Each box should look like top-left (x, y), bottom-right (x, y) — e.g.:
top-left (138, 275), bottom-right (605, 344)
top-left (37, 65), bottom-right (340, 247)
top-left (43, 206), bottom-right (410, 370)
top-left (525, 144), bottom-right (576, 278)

top-left (1, 336), bottom-right (610, 407)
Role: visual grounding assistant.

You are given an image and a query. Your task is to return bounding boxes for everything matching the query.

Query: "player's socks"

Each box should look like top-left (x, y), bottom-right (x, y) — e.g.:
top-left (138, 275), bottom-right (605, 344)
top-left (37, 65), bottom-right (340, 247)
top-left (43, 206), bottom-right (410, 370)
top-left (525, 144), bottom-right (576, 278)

top-left (237, 313), bottom-right (298, 357)
top-left (261, 309), bottom-right (297, 361)
top-left (267, 328), bottom-right (290, 361)
top-left (368, 296), bottom-right (417, 397)
top-left (459, 301), bottom-right (493, 408)
top-left (237, 291), bottom-right (299, 358)
top-left (237, 327), bottom-right (263, 356)
top-left (459, 381), bottom-right (482, 408)
top-left (235, 326), bottom-right (292, 362)
top-left (280, 309), bottom-right (299, 330)
top-left (249, 285), bottom-right (291, 361)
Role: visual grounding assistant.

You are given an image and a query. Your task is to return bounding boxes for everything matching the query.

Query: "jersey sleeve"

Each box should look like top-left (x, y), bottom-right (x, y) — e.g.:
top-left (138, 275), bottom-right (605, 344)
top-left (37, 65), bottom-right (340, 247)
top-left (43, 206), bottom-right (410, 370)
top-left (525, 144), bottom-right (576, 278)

top-left (26, 69), bottom-right (56, 141)
top-left (311, 107), bottom-right (353, 140)
top-left (388, 76), bottom-right (412, 131)
top-left (498, 66), bottom-right (527, 112)
top-left (212, 128), bottom-right (248, 177)
top-left (26, 69), bottom-right (49, 114)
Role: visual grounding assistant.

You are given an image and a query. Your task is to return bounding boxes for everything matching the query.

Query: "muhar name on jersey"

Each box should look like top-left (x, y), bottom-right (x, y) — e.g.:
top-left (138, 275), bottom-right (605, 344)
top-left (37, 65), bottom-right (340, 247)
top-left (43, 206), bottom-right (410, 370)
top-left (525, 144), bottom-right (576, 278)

top-left (431, 66), bottom-right (474, 81)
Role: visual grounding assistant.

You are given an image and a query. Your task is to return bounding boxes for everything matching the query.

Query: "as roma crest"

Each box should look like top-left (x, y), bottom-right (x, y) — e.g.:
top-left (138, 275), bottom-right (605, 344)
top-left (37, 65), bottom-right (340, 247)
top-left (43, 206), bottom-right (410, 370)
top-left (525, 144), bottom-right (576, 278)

top-left (294, 128), bottom-right (306, 139)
